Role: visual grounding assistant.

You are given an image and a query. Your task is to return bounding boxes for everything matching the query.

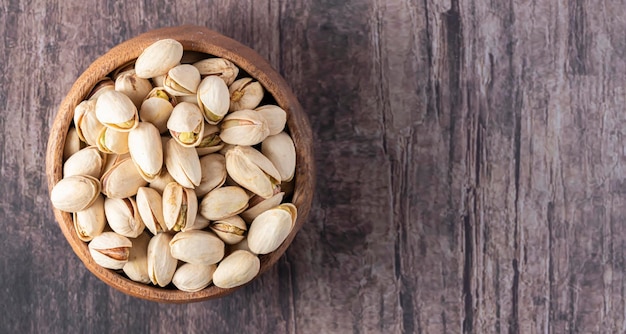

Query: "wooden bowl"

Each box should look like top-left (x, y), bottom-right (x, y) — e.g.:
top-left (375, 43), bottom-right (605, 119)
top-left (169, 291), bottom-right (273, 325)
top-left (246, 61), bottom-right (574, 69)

top-left (45, 26), bottom-right (314, 303)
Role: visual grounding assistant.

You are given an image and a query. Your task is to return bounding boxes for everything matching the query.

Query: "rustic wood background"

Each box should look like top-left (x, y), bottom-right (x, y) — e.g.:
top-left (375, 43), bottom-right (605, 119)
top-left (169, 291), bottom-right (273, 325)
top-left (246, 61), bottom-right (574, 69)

top-left (2, 0), bottom-right (625, 333)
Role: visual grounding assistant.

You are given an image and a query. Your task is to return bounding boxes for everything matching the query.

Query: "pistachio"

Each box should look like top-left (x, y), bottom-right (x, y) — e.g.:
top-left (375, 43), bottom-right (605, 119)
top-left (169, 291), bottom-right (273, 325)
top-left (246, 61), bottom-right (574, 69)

top-left (100, 157), bottom-right (148, 199)
top-left (139, 97), bottom-right (174, 133)
top-left (196, 154), bottom-right (227, 197)
top-left (220, 109), bottom-right (270, 146)
top-left (136, 187), bottom-right (167, 235)
top-left (190, 213), bottom-right (210, 231)
top-left (51, 175), bottom-right (101, 212)
top-left (241, 192), bottom-right (285, 223)
top-left (193, 58), bottom-right (239, 85)
top-left (167, 102), bottom-right (204, 147)
top-left (104, 197), bottom-right (145, 238)
top-left (74, 99), bottom-right (104, 146)
top-left (88, 232), bottom-right (132, 270)
top-left (128, 122), bottom-right (163, 181)
top-left (63, 146), bottom-right (106, 179)
top-left (225, 145), bottom-right (281, 199)
top-left (96, 127), bottom-right (130, 155)
top-left (148, 168), bottom-right (176, 194)
top-left (176, 94), bottom-right (199, 105)
top-left (228, 238), bottom-right (251, 253)
top-left (195, 124), bottom-right (223, 156)
top-left (152, 75), bottom-right (166, 88)
top-left (95, 90), bottom-right (139, 132)
top-left (210, 215), bottom-right (247, 245)
top-left (255, 104), bottom-right (287, 135)
top-left (63, 127), bottom-right (84, 161)
top-left (110, 61), bottom-right (136, 81)
top-left (87, 78), bottom-right (115, 100)
top-left (135, 38), bottom-right (183, 79)
top-left (73, 195), bottom-right (106, 242)
top-left (169, 230), bottom-right (225, 265)
top-left (163, 138), bottom-right (201, 188)
top-left (162, 182), bottom-right (198, 232)
top-left (247, 203), bottom-right (297, 255)
top-left (123, 232), bottom-right (151, 284)
top-left (212, 250), bottom-right (260, 289)
top-left (147, 232), bottom-right (178, 287)
top-left (172, 263), bottom-right (217, 292)
top-left (197, 76), bottom-right (230, 124)
top-left (199, 186), bottom-right (249, 221)
top-left (164, 64), bottom-right (201, 96)
top-left (261, 132), bottom-right (296, 182)
top-left (229, 77), bottom-right (263, 111)
top-left (115, 71), bottom-right (153, 108)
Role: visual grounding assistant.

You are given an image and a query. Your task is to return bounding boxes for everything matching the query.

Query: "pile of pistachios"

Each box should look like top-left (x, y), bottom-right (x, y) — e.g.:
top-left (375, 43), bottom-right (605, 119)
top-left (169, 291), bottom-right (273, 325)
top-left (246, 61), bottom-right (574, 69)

top-left (51, 39), bottom-right (298, 292)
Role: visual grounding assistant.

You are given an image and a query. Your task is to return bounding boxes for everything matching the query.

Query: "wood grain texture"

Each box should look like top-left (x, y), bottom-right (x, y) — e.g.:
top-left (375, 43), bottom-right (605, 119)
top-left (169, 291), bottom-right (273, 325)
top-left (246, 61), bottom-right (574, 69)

top-left (2, 0), bottom-right (626, 333)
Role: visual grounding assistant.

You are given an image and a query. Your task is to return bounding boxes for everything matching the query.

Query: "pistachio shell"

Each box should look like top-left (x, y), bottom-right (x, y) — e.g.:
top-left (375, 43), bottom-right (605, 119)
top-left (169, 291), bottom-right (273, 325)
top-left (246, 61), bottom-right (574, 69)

top-left (95, 90), bottom-right (139, 132)
top-left (210, 215), bottom-right (247, 245)
top-left (197, 76), bottom-right (230, 124)
top-left (228, 238), bottom-right (251, 253)
top-left (74, 99), bottom-right (104, 146)
top-left (136, 187), bottom-right (167, 235)
top-left (147, 232), bottom-right (178, 287)
top-left (104, 197), bottom-right (145, 238)
top-left (167, 102), bottom-right (204, 147)
top-left (172, 263), bottom-right (217, 292)
top-left (255, 104), bottom-right (287, 135)
top-left (73, 195), bottom-right (106, 242)
top-left (199, 186), bottom-right (249, 221)
top-left (169, 230), bottom-right (225, 265)
top-left (88, 232), bottom-right (132, 270)
top-left (196, 154), bottom-right (227, 197)
top-left (63, 146), bottom-right (106, 179)
top-left (162, 182), bottom-right (198, 232)
top-left (247, 204), bottom-right (297, 254)
top-left (128, 122), bottom-right (163, 181)
top-left (123, 232), bottom-right (151, 284)
top-left (100, 158), bottom-right (148, 199)
top-left (212, 250), bottom-right (260, 289)
top-left (164, 64), bottom-right (201, 96)
top-left (110, 61), bottom-right (136, 81)
top-left (189, 213), bottom-right (211, 231)
top-left (220, 110), bottom-right (270, 146)
top-left (152, 75), bottom-right (166, 88)
top-left (139, 98), bottom-right (174, 134)
top-left (241, 192), bottom-right (285, 223)
top-left (193, 58), bottom-right (239, 85)
top-left (164, 138), bottom-right (201, 188)
top-left (148, 168), bottom-right (176, 194)
top-left (261, 132), bottom-right (296, 182)
top-left (229, 77), bottom-right (263, 111)
top-left (102, 153), bottom-right (129, 176)
top-left (115, 71), bottom-right (153, 108)
top-left (87, 78), bottom-right (115, 100)
top-left (225, 145), bottom-right (281, 199)
top-left (50, 175), bottom-right (101, 212)
top-left (96, 127), bottom-right (129, 154)
top-left (176, 94), bottom-right (199, 105)
top-left (135, 39), bottom-right (183, 79)
top-left (63, 127), bottom-right (83, 161)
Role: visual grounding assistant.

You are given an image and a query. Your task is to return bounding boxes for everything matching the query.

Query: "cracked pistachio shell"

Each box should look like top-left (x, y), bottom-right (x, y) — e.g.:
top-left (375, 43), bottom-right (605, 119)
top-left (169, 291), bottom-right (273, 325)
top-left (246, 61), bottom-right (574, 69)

top-left (64, 127), bottom-right (84, 161)
top-left (190, 213), bottom-right (210, 231)
top-left (110, 61), bottom-right (135, 81)
top-left (135, 39), bottom-right (183, 79)
top-left (164, 64), bottom-right (201, 96)
top-left (172, 263), bottom-right (216, 292)
top-left (102, 153), bottom-right (129, 176)
top-left (164, 138), bottom-right (201, 188)
top-left (228, 238), bottom-right (251, 253)
top-left (136, 187), bottom-right (167, 235)
top-left (229, 77), bottom-right (263, 112)
top-left (247, 203), bottom-right (297, 255)
top-left (255, 105), bottom-right (287, 136)
top-left (241, 192), bottom-right (285, 223)
top-left (147, 232), bottom-right (177, 287)
top-left (128, 122), bottom-right (163, 181)
top-left (167, 102), bottom-right (204, 147)
top-left (212, 250), bottom-right (260, 289)
top-left (196, 154), bottom-right (227, 197)
top-left (152, 75), bottom-right (166, 88)
top-left (63, 146), bottom-right (106, 179)
top-left (148, 168), bottom-right (176, 194)
top-left (199, 186), bottom-right (249, 221)
top-left (51, 175), bottom-right (101, 212)
top-left (87, 77), bottom-right (115, 100)
top-left (74, 99), bottom-right (104, 146)
top-left (104, 197), bottom-right (145, 238)
top-left (169, 230), bottom-right (225, 265)
top-left (193, 58), bottom-right (239, 85)
top-left (220, 110), bottom-right (270, 146)
top-left (88, 232), bottom-right (132, 270)
top-left (162, 182), bottom-right (198, 232)
top-left (225, 145), bottom-right (281, 199)
top-left (197, 75), bottom-right (230, 124)
top-left (261, 132), bottom-right (296, 182)
top-left (210, 215), bottom-right (247, 245)
top-left (139, 97), bottom-right (174, 133)
top-left (73, 195), bottom-right (105, 242)
top-left (95, 90), bottom-right (139, 132)
top-left (115, 71), bottom-right (153, 108)
top-left (123, 232), bottom-right (151, 284)
top-left (101, 157), bottom-right (148, 199)
top-left (176, 94), bottom-right (198, 105)
top-left (96, 127), bottom-right (129, 154)
top-left (196, 124), bottom-right (223, 156)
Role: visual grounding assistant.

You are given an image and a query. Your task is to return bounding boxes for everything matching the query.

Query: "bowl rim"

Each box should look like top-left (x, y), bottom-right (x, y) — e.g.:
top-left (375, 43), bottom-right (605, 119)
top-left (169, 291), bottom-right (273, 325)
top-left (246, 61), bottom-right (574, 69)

top-left (45, 25), bottom-right (315, 303)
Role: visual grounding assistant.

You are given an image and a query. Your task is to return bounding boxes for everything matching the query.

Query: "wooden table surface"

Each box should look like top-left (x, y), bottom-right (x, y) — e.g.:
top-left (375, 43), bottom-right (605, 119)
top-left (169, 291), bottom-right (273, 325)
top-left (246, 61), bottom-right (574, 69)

top-left (2, 0), bottom-right (625, 333)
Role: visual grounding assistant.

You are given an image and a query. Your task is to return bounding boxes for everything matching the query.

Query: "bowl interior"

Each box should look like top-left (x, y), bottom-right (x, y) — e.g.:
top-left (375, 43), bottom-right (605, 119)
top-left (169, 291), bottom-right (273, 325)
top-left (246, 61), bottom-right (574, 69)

top-left (45, 26), bottom-right (314, 303)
